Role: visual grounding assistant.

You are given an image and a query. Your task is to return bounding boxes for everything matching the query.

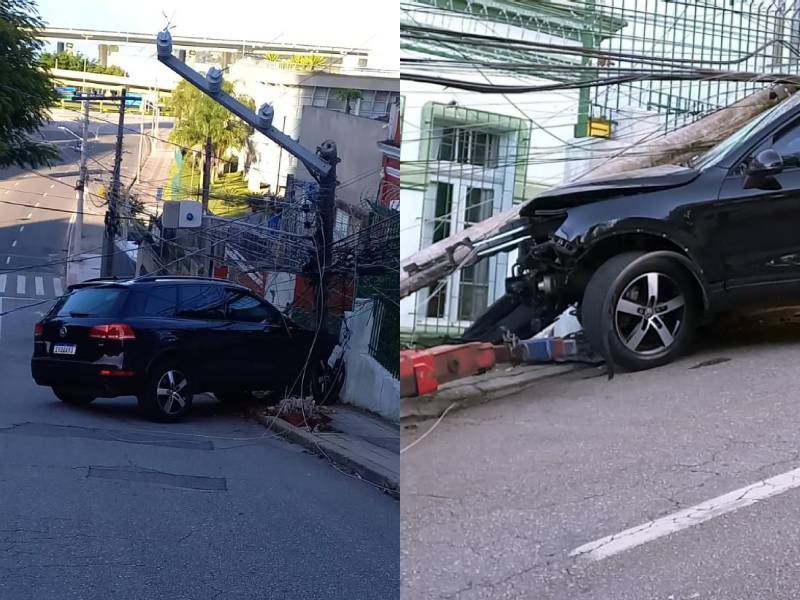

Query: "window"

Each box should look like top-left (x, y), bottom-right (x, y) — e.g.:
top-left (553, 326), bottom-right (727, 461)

top-left (226, 292), bottom-right (281, 324)
top-left (357, 90), bottom-right (399, 118)
top-left (432, 182), bottom-right (453, 243)
top-left (771, 121), bottom-right (800, 169)
top-left (426, 281), bottom-right (447, 319)
top-left (177, 285), bottom-right (226, 320)
top-left (312, 87), bottom-right (328, 108)
top-left (464, 187), bottom-right (494, 226)
top-left (458, 259), bottom-right (490, 321)
top-left (52, 288), bottom-right (127, 318)
top-left (125, 286), bottom-right (177, 317)
top-left (326, 92), bottom-right (346, 111)
top-left (334, 209), bottom-right (350, 241)
top-left (436, 128), bottom-right (499, 167)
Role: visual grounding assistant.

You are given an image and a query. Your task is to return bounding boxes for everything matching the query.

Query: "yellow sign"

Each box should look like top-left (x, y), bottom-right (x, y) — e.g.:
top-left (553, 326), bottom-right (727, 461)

top-left (588, 118), bottom-right (612, 138)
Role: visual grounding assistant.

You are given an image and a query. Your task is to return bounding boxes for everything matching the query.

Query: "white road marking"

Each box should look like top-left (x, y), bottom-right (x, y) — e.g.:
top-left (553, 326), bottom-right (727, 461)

top-left (0, 274), bottom-right (6, 293)
top-left (16, 275), bottom-right (24, 295)
top-left (34, 203), bottom-right (40, 208)
top-left (42, 192), bottom-right (47, 197)
top-left (570, 466), bottom-right (800, 562)
top-left (4, 257), bottom-right (9, 265)
top-left (35, 277), bottom-right (44, 296)
top-left (53, 278), bottom-right (63, 297)
top-left (25, 213), bottom-right (32, 219)
top-left (11, 240), bottom-right (16, 248)
top-left (19, 226), bottom-right (24, 232)
top-left (14, 182), bottom-right (18, 186)
top-left (50, 184), bottom-right (55, 189)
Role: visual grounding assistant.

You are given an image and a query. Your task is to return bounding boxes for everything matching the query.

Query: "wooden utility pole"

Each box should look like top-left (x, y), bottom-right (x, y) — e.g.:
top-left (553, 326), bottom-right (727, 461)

top-left (400, 84), bottom-right (798, 299)
top-left (101, 88), bottom-right (127, 278)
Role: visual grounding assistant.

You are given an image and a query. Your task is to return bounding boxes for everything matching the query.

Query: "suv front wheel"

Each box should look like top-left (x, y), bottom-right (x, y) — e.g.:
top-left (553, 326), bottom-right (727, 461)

top-left (138, 361), bottom-right (194, 422)
top-left (581, 251), bottom-right (698, 371)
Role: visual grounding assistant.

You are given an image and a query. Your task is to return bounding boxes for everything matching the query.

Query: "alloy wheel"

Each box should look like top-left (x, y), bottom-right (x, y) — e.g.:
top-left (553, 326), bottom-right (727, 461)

top-left (155, 369), bottom-right (189, 415)
top-left (614, 272), bottom-right (686, 355)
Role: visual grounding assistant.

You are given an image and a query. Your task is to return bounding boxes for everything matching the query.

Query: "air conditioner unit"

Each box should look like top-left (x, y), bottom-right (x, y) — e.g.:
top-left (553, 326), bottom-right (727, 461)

top-left (162, 200), bottom-right (202, 228)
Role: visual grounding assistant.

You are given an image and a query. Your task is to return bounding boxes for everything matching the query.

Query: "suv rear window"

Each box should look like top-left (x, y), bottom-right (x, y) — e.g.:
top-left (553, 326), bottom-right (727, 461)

top-left (51, 287), bottom-right (128, 318)
top-left (124, 286), bottom-right (178, 317)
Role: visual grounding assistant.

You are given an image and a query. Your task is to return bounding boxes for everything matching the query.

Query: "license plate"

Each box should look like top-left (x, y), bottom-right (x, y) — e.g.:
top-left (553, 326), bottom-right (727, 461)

top-left (52, 343), bottom-right (76, 355)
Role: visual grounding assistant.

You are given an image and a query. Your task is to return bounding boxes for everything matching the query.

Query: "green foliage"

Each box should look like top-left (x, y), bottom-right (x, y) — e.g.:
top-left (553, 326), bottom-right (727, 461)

top-left (287, 54), bottom-right (327, 71)
top-left (263, 52), bottom-right (281, 62)
top-left (166, 79), bottom-right (255, 173)
top-left (336, 89), bottom-right (363, 113)
top-left (0, 0), bottom-right (60, 168)
top-left (39, 51), bottom-right (128, 76)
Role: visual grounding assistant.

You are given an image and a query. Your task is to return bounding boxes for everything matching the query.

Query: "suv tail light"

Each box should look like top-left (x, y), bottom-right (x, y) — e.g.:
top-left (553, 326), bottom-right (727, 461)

top-left (89, 323), bottom-right (135, 341)
top-left (34, 322), bottom-right (44, 338)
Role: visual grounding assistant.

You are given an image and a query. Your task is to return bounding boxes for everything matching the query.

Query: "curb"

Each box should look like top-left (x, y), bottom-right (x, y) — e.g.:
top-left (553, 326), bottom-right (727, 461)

top-left (400, 363), bottom-right (581, 421)
top-left (251, 411), bottom-right (399, 498)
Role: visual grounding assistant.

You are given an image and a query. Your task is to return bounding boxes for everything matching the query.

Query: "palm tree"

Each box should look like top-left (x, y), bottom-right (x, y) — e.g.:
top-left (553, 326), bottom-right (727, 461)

top-left (336, 89), bottom-right (363, 114)
top-left (167, 80), bottom-right (255, 185)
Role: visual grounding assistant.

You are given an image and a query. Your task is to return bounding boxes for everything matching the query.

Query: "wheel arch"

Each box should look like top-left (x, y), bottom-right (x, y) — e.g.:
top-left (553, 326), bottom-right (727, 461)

top-left (576, 233), bottom-right (710, 311)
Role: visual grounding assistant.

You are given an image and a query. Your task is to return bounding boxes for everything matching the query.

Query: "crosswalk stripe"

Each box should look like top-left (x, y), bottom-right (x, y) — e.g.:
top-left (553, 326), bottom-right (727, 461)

top-left (16, 275), bottom-right (24, 294)
top-left (0, 274), bottom-right (5, 294)
top-left (35, 276), bottom-right (44, 296)
top-left (53, 278), bottom-right (63, 297)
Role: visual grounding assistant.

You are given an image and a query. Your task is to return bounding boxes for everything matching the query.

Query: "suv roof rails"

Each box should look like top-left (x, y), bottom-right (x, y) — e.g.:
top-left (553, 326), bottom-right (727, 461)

top-left (134, 275), bottom-right (229, 283)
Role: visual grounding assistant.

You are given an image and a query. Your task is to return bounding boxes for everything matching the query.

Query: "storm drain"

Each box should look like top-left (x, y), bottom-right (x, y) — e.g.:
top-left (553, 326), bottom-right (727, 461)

top-left (87, 466), bottom-right (227, 491)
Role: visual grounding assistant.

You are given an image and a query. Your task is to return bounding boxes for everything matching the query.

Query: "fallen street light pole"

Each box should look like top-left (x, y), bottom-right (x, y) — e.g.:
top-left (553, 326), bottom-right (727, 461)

top-left (155, 29), bottom-right (339, 329)
top-left (399, 83), bottom-right (798, 299)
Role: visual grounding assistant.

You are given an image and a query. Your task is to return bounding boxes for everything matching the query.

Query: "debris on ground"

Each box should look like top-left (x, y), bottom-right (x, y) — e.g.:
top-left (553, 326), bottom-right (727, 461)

top-left (258, 397), bottom-right (333, 432)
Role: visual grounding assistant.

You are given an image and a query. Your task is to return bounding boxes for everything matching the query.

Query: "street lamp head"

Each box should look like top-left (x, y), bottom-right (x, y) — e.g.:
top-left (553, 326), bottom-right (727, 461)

top-left (156, 30), bottom-right (173, 59)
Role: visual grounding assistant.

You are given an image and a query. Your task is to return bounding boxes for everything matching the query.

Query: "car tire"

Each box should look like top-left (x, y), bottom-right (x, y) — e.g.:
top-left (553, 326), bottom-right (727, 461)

top-left (310, 357), bottom-right (345, 406)
top-left (581, 251), bottom-right (698, 371)
top-left (137, 361), bottom-right (194, 422)
top-left (52, 387), bottom-right (95, 405)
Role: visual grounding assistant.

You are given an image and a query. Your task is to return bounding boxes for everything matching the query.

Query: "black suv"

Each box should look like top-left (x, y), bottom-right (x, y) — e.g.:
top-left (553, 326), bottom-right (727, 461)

top-left (31, 276), bottom-right (339, 421)
top-left (464, 91), bottom-right (800, 371)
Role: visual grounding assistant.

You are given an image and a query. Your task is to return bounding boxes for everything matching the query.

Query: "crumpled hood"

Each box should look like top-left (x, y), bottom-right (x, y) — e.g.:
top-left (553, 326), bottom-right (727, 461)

top-left (519, 164), bottom-right (700, 216)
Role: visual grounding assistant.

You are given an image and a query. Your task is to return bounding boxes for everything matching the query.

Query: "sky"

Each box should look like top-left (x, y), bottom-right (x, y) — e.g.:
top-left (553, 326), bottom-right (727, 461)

top-left (34, 0), bottom-right (399, 72)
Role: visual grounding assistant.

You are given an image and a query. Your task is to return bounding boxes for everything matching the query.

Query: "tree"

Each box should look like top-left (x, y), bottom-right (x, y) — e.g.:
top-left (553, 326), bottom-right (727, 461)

top-left (336, 89), bottom-right (363, 114)
top-left (39, 51), bottom-right (128, 77)
top-left (167, 79), bottom-right (256, 182)
top-left (0, 0), bottom-right (59, 168)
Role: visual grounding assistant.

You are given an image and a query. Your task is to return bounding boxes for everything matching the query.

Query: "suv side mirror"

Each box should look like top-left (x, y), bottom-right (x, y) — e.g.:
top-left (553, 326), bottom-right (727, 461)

top-left (747, 149), bottom-right (783, 176)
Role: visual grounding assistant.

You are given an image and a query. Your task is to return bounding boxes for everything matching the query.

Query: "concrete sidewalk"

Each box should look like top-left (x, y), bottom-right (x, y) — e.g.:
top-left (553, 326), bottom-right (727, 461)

top-left (251, 404), bottom-right (399, 497)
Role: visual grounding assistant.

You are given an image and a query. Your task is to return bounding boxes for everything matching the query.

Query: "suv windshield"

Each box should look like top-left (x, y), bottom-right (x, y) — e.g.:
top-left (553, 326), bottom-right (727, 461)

top-left (692, 93), bottom-right (800, 170)
top-left (50, 287), bottom-right (128, 318)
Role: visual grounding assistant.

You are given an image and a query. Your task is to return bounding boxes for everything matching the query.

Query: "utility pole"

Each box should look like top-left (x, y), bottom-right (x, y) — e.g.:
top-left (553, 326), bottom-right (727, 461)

top-left (136, 100), bottom-right (145, 182)
top-left (275, 115), bottom-right (286, 193)
top-left (156, 30), bottom-right (339, 331)
top-left (74, 99), bottom-right (90, 255)
top-left (101, 88), bottom-right (127, 277)
top-left (201, 136), bottom-right (212, 213)
top-left (199, 136), bottom-right (213, 276)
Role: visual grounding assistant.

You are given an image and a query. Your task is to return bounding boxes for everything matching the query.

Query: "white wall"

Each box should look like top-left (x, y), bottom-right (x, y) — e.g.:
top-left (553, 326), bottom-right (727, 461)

top-left (340, 298), bottom-right (399, 422)
top-left (296, 106), bottom-right (387, 211)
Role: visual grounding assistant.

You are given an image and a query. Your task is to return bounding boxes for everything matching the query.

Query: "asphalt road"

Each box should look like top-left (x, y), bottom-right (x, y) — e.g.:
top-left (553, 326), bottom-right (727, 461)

top-left (0, 118), bottom-right (399, 599)
top-left (401, 313), bottom-right (800, 600)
